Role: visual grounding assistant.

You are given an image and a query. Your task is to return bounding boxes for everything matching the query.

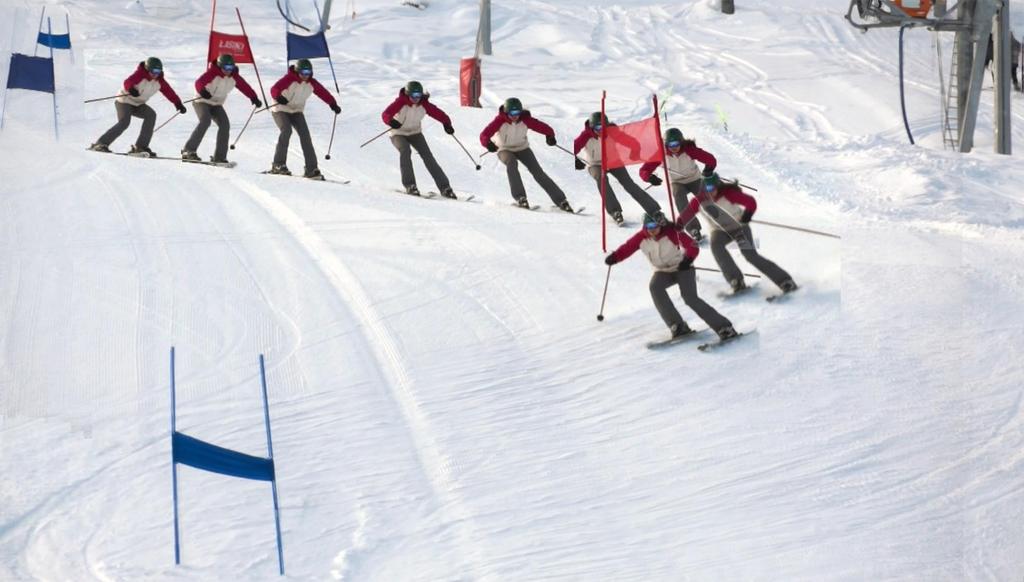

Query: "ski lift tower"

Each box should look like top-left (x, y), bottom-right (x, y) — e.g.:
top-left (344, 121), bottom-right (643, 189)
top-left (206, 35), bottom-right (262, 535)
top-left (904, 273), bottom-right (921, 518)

top-left (846, 0), bottom-right (1012, 154)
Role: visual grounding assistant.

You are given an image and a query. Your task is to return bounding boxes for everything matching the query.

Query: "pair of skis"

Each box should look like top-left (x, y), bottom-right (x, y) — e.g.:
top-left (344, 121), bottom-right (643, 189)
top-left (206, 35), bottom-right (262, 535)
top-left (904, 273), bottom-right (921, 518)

top-left (90, 149), bottom-right (236, 169)
top-left (646, 328), bottom-right (755, 352)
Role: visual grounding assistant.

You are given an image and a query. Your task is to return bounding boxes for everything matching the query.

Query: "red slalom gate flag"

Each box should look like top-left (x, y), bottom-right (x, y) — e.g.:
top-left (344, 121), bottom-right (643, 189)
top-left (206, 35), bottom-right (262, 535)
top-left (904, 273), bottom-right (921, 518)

top-left (208, 30), bottom-right (254, 65)
top-left (602, 115), bottom-right (662, 169)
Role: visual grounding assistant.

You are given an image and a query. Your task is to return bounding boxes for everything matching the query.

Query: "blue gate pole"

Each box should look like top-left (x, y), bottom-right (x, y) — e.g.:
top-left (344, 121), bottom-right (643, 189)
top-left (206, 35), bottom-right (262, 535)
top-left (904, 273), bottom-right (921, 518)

top-left (35, 7), bottom-right (45, 56)
top-left (171, 347), bottom-right (181, 565)
top-left (47, 18), bottom-right (59, 140)
top-left (66, 13), bottom-right (74, 65)
top-left (259, 354), bottom-right (285, 575)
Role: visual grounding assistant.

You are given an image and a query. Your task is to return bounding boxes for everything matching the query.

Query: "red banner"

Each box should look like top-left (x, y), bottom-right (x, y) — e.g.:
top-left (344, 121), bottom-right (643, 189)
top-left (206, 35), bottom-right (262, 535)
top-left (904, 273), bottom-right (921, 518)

top-left (602, 116), bottom-right (662, 169)
top-left (460, 57), bottom-right (481, 107)
top-left (208, 30), bottom-right (254, 66)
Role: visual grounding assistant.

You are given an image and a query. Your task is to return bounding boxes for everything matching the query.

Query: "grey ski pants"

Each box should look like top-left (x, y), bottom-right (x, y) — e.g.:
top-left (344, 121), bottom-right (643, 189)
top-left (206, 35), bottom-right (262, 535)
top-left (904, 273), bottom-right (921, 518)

top-left (650, 268), bottom-right (732, 333)
top-left (587, 166), bottom-right (662, 217)
top-left (671, 179), bottom-right (704, 235)
top-left (391, 132), bottom-right (450, 190)
top-left (97, 101), bottom-right (156, 148)
top-left (184, 102), bottom-right (230, 160)
top-left (272, 111), bottom-right (318, 173)
top-left (498, 148), bottom-right (566, 204)
top-left (709, 225), bottom-right (793, 288)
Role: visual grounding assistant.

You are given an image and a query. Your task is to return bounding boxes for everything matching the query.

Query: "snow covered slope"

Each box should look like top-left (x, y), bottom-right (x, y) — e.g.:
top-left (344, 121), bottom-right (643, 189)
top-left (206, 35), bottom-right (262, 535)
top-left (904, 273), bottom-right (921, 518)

top-left (2, 0), bottom-right (1023, 580)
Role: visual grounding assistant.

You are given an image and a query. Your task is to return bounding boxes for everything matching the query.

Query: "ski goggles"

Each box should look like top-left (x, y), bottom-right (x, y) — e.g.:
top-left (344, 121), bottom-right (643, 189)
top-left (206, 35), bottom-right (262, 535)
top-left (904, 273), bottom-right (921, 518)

top-left (703, 181), bottom-right (717, 192)
top-left (507, 110), bottom-right (522, 117)
top-left (592, 123), bottom-right (602, 132)
top-left (148, 67), bottom-right (162, 75)
top-left (409, 91), bottom-right (423, 100)
top-left (644, 220), bottom-right (660, 230)
top-left (666, 140), bottom-right (681, 148)
top-left (298, 68), bottom-right (313, 77)
top-left (220, 63), bottom-right (236, 72)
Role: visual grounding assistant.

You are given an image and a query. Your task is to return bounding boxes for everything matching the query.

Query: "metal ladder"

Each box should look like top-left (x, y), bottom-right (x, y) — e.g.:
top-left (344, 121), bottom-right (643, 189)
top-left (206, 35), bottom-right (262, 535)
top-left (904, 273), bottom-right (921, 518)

top-left (938, 32), bottom-right (959, 150)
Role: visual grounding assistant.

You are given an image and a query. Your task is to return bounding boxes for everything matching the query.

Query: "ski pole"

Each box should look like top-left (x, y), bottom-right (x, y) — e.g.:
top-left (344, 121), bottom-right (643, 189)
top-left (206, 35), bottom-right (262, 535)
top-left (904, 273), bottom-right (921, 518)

top-left (450, 134), bottom-right (481, 170)
top-left (230, 105), bottom-right (258, 150)
top-left (83, 94), bottom-right (124, 104)
top-left (154, 112), bottom-right (181, 134)
top-left (596, 265), bottom-right (611, 322)
top-left (695, 265), bottom-right (761, 279)
top-left (325, 113), bottom-right (338, 160)
top-left (555, 143), bottom-right (586, 166)
top-left (750, 219), bottom-right (840, 239)
top-left (359, 127), bottom-right (389, 148)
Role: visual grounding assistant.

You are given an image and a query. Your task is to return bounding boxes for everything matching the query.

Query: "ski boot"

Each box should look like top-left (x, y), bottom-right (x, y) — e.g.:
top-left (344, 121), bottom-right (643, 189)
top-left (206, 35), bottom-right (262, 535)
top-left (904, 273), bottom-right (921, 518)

top-left (304, 168), bottom-right (325, 181)
top-left (129, 144), bottom-right (156, 157)
top-left (729, 278), bottom-right (748, 293)
top-left (89, 143), bottom-right (111, 153)
top-left (669, 322), bottom-right (694, 339)
top-left (653, 210), bottom-right (669, 227)
top-left (612, 211), bottom-right (625, 226)
top-left (405, 184), bottom-right (421, 196)
top-left (210, 155), bottom-right (229, 164)
top-left (716, 326), bottom-right (739, 341)
top-left (181, 150), bottom-right (201, 162)
top-left (515, 196), bottom-right (531, 209)
top-left (779, 280), bottom-right (799, 293)
top-left (269, 163), bottom-right (291, 175)
top-left (439, 186), bottom-right (457, 199)
top-left (687, 228), bottom-right (704, 242)
top-left (558, 200), bottom-right (574, 213)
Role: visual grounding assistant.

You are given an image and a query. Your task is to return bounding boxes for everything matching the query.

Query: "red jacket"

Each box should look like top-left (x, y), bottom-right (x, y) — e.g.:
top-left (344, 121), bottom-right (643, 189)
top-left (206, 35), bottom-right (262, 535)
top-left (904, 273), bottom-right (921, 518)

top-left (381, 89), bottom-right (451, 127)
top-left (479, 106), bottom-right (554, 148)
top-left (121, 62), bottom-right (183, 107)
top-left (677, 183), bottom-right (757, 227)
top-left (269, 67), bottom-right (337, 113)
top-left (194, 64), bottom-right (258, 101)
top-left (638, 144), bottom-right (716, 182)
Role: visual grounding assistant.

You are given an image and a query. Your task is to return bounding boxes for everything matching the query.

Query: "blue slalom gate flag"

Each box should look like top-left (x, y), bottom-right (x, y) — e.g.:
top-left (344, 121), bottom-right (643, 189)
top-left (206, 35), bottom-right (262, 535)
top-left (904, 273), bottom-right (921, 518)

top-left (286, 30), bottom-right (330, 60)
top-left (6, 54), bottom-right (55, 93)
top-left (37, 31), bottom-right (71, 50)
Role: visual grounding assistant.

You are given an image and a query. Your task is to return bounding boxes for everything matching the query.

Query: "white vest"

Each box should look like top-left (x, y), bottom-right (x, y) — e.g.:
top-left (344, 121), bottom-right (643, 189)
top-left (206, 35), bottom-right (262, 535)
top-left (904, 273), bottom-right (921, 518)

top-left (640, 235), bottom-right (685, 272)
top-left (197, 74), bottom-right (238, 106)
top-left (117, 77), bottom-right (161, 106)
top-left (582, 136), bottom-right (601, 167)
top-left (495, 121), bottom-right (531, 152)
top-left (271, 81), bottom-right (314, 114)
top-left (390, 104), bottom-right (428, 136)
top-left (700, 196), bottom-right (745, 233)
top-left (666, 152), bottom-right (701, 184)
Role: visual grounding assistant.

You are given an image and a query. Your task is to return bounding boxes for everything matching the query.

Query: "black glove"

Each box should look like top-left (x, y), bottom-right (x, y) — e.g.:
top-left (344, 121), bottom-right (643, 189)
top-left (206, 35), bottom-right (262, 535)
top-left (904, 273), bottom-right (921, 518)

top-left (678, 256), bottom-right (694, 270)
top-left (740, 209), bottom-right (753, 224)
top-left (251, 97), bottom-right (262, 108)
top-left (128, 87), bottom-right (140, 97)
top-left (545, 135), bottom-right (556, 146)
top-left (604, 253), bottom-right (617, 266)
top-left (575, 158), bottom-right (585, 170)
top-left (486, 141), bottom-right (498, 153)
top-left (388, 119), bottom-right (402, 129)
top-left (702, 167), bottom-right (715, 177)
top-left (646, 175), bottom-right (662, 187)
top-left (330, 104), bottom-right (341, 115)
top-left (444, 124), bottom-right (455, 135)
top-left (199, 89), bottom-right (212, 99)
top-left (176, 103), bottom-right (187, 114)
top-left (275, 95), bottom-right (288, 105)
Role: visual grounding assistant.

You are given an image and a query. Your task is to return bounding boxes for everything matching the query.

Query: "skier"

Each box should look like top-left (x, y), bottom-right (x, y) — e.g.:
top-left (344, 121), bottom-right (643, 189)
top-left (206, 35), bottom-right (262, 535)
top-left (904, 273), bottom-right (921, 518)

top-left (89, 57), bottom-right (186, 157)
top-left (573, 112), bottom-right (668, 227)
top-left (480, 97), bottom-right (573, 212)
top-left (604, 213), bottom-right (737, 341)
top-left (638, 127), bottom-right (716, 241)
top-left (676, 172), bottom-right (798, 295)
top-left (181, 54), bottom-right (262, 164)
top-left (381, 80), bottom-right (457, 198)
top-left (268, 59), bottom-right (340, 179)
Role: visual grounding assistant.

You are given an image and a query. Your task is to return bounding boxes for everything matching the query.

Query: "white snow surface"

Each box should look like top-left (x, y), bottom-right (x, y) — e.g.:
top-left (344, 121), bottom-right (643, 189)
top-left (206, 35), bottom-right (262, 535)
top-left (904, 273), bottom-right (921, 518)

top-left (2, 0), bottom-right (1024, 580)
